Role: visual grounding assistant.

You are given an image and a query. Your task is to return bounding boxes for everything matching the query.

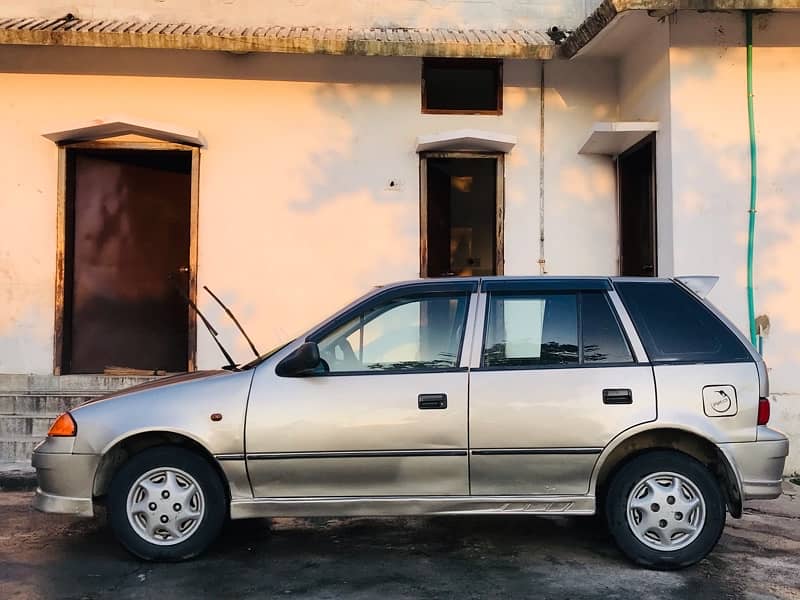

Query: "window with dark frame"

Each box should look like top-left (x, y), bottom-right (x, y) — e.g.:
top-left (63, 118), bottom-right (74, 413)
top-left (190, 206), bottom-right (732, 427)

top-left (315, 294), bottom-right (470, 373)
top-left (481, 291), bottom-right (635, 369)
top-left (422, 58), bottom-right (503, 114)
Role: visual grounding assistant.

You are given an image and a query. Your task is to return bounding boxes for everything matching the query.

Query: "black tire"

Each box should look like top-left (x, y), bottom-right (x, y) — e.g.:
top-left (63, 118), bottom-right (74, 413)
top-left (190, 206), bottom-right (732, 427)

top-left (605, 450), bottom-right (726, 570)
top-left (108, 446), bottom-right (227, 561)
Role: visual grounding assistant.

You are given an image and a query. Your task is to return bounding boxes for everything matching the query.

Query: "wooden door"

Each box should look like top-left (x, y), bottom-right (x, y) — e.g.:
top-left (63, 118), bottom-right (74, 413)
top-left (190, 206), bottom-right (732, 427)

top-left (63, 150), bottom-right (192, 374)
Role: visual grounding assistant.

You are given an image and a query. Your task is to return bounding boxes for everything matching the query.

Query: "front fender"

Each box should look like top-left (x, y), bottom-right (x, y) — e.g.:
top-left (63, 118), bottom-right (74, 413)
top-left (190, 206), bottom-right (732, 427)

top-left (70, 369), bottom-right (254, 457)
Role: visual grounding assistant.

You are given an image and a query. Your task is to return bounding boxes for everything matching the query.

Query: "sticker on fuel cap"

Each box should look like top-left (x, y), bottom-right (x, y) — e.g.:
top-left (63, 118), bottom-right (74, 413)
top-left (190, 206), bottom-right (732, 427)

top-left (702, 385), bottom-right (738, 417)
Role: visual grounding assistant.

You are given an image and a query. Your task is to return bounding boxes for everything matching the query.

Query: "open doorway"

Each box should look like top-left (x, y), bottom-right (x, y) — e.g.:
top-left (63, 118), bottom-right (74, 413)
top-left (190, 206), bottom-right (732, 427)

top-left (58, 146), bottom-right (196, 374)
top-left (618, 135), bottom-right (657, 276)
top-left (421, 154), bottom-right (503, 278)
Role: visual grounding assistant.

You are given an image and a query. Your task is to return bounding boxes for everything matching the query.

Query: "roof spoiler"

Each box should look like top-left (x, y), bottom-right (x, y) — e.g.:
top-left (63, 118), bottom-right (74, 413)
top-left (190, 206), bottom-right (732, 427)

top-left (675, 276), bottom-right (719, 298)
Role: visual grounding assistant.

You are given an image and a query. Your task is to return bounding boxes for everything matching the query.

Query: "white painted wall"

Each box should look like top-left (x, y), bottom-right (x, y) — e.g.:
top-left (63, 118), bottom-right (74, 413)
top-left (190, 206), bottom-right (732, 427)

top-left (7, 0), bottom-right (589, 29)
top-left (668, 11), bottom-right (800, 472)
top-left (0, 46), bottom-right (618, 374)
top-left (618, 18), bottom-right (674, 276)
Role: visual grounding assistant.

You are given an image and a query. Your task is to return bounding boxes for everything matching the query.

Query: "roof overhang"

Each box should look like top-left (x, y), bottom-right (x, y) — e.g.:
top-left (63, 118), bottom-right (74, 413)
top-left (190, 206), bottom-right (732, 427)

top-left (563, 0), bottom-right (800, 59)
top-left (42, 117), bottom-right (205, 146)
top-left (0, 17), bottom-right (555, 59)
top-left (579, 121), bottom-right (659, 156)
top-left (416, 130), bottom-right (517, 153)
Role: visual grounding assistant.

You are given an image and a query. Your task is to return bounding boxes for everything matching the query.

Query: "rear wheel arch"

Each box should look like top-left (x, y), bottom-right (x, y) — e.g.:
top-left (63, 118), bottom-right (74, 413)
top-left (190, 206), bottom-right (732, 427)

top-left (92, 431), bottom-right (230, 503)
top-left (593, 428), bottom-right (742, 518)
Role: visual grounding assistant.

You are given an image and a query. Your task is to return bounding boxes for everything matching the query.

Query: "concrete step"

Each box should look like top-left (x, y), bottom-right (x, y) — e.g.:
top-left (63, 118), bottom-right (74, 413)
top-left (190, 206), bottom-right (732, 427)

top-left (0, 394), bottom-right (97, 416)
top-left (0, 374), bottom-right (158, 393)
top-left (0, 414), bottom-right (57, 437)
top-left (0, 374), bottom-right (162, 464)
top-left (0, 436), bottom-right (43, 462)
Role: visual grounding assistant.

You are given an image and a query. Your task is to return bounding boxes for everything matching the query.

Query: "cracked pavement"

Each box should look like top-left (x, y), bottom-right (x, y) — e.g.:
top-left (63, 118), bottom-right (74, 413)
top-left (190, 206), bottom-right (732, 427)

top-left (0, 487), bottom-right (798, 599)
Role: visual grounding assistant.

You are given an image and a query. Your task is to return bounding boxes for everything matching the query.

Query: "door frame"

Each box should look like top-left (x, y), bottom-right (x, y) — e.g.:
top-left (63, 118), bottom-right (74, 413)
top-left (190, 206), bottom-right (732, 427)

top-left (53, 139), bottom-right (200, 375)
top-left (419, 151), bottom-right (505, 278)
top-left (616, 133), bottom-right (657, 277)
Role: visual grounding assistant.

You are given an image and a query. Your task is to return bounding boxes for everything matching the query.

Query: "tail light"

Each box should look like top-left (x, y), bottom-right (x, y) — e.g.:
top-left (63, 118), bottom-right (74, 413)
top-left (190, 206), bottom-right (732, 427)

top-left (48, 412), bottom-right (77, 437)
top-left (757, 397), bottom-right (770, 426)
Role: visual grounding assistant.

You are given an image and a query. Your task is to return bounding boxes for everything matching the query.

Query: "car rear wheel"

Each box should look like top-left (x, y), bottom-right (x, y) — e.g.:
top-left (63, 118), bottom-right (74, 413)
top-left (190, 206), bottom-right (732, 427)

top-left (605, 451), bottom-right (726, 569)
top-left (108, 446), bottom-right (227, 561)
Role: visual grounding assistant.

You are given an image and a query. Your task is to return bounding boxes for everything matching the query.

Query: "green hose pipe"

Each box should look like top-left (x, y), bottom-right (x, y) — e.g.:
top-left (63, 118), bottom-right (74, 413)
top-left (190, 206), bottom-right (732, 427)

top-left (745, 12), bottom-right (758, 346)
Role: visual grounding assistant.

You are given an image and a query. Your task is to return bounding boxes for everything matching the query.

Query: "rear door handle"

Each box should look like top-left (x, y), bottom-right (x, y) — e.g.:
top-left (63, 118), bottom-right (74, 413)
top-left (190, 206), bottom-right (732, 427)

top-left (603, 388), bottom-right (633, 405)
top-left (418, 394), bottom-right (447, 410)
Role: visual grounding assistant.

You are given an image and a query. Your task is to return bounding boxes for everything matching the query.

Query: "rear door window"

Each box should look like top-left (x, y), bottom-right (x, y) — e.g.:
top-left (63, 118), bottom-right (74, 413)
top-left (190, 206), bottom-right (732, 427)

top-left (483, 293), bottom-right (578, 368)
top-left (614, 281), bottom-right (751, 364)
top-left (482, 291), bottom-right (634, 368)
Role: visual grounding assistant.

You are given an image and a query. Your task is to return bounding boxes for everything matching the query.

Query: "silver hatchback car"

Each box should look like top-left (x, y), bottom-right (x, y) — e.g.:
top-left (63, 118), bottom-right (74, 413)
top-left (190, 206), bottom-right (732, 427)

top-left (32, 276), bottom-right (789, 569)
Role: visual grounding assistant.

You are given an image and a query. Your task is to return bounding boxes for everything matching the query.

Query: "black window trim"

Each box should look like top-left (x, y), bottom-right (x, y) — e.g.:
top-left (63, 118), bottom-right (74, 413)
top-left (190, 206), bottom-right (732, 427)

top-left (421, 57), bottom-right (504, 115)
top-left (302, 282), bottom-right (475, 377)
top-left (585, 289), bottom-right (638, 366)
top-left (476, 288), bottom-right (637, 372)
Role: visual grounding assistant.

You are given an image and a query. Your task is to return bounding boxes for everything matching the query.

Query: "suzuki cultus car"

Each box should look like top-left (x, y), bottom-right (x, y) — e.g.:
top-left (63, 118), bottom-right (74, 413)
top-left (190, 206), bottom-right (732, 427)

top-left (33, 276), bottom-right (789, 569)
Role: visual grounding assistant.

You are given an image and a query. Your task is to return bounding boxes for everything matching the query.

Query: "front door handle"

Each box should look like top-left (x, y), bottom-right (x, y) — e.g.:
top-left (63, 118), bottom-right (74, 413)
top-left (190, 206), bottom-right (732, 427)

top-left (418, 394), bottom-right (447, 410)
top-left (603, 388), bottom-right (633, 405)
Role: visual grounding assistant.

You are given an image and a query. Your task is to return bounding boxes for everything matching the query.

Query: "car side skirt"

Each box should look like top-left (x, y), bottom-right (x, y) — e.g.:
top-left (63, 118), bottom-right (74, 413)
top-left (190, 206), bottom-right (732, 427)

top-left (229, 495), bottom-right (595, 519)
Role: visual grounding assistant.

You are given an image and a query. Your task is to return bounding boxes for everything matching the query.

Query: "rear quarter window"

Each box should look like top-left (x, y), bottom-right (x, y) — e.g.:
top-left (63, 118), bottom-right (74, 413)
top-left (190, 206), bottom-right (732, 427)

top-left (614, 281), bottom-right (752, 364)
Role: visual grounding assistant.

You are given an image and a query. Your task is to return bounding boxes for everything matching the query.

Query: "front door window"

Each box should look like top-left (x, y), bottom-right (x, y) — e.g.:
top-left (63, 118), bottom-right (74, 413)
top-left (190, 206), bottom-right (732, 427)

top-left (317, 294), bottom-right (469, 373)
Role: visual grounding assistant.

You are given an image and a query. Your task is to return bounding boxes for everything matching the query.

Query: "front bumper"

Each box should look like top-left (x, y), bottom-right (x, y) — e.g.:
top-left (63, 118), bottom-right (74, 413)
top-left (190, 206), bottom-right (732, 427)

top-left (31, 443), bottom-right (99, 517)
top-left (720, 428), bottom-right (790, 501)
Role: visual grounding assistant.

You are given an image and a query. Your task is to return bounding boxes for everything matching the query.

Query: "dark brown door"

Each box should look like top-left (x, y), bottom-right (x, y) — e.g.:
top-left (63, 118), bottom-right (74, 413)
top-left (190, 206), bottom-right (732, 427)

top-left (618, 136), bottom-right (657, 276)
top-left (424, 157), bottom-right (498, 277)
top-left (63, 150), bottom-right (192, 374)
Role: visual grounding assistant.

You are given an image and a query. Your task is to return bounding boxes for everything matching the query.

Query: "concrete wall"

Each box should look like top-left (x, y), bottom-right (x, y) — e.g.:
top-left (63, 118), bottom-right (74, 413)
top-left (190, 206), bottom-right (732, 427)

top-left (0, 46), bottom-right (618, 374)
top-left (667, 11), bottom-right (800, 472)
top-left (5, 0), bottom-right (591, 29)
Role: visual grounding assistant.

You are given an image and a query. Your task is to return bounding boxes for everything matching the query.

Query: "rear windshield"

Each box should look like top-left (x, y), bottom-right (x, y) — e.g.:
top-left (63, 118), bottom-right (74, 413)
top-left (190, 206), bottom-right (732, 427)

top-left (614, 281), bottom-right (752, 364)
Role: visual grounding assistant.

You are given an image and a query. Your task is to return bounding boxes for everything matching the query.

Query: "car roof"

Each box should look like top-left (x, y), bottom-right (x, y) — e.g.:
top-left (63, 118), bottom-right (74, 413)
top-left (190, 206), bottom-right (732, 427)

top-left (376, 275), bottom-right (676, 289)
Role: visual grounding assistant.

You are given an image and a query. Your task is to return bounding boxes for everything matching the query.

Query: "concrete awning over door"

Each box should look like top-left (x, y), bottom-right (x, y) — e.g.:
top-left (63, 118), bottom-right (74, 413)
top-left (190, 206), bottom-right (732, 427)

top-left (578, 121), bottom-right (658, 156)
top-left (42, 117), bottom-right (205, 146)
top-left (416, 130), bottom-right (517, 153)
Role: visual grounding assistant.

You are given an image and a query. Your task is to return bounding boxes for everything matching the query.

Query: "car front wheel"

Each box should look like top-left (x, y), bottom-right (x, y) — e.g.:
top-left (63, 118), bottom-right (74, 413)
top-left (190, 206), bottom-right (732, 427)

top-left (605, 450), bottom-right (726, 569)
top-left (108, 446), bottom-right (227, 561)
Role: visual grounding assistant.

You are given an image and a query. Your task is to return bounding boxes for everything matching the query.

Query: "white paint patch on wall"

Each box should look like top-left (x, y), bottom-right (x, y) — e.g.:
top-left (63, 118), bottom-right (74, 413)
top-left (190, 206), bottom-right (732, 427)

top-left (669, 11), bottom-right (800, 472)
top-left (618, 19), bottom-right (674, 276)
top-left (6, 0), bottom-right (590, 29)
top-left (537, 58), bottom-right (618, 276)
top-left (0, 47), bottom-right (618, 373)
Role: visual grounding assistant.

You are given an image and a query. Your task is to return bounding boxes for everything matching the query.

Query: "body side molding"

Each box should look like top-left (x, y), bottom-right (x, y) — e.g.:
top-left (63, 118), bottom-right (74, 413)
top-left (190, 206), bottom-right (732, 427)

top-left (229, 494), bottom-right (595, 519)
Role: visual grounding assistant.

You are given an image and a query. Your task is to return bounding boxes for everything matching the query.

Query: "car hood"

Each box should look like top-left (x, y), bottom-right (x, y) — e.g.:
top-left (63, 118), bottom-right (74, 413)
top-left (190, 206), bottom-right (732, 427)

top-left (78, 370), bottom-right (230, 407)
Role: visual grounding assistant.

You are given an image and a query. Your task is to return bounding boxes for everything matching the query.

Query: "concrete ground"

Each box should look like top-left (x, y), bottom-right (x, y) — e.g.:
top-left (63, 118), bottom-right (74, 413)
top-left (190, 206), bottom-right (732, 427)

top-left (1, 487), bottom-right (798, 600)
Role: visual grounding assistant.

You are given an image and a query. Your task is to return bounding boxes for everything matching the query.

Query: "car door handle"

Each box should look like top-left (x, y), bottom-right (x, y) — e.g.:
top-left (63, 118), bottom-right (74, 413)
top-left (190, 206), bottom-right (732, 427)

top-left (603, 388), bottom-right (633, 405)
top-left (418, 394), bottom-right (448, 410)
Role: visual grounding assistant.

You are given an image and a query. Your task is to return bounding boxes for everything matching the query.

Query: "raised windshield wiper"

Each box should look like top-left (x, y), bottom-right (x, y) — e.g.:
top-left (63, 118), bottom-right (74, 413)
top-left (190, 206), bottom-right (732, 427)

top-left (203, 286), bottom-right (260, 358)
top-left (169, 275), bottom-right (238, 371)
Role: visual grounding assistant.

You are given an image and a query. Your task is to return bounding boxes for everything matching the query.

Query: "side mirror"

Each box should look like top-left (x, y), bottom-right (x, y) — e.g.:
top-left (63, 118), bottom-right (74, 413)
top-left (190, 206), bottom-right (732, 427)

top-left (275, 341), bottom-right (323, 377)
